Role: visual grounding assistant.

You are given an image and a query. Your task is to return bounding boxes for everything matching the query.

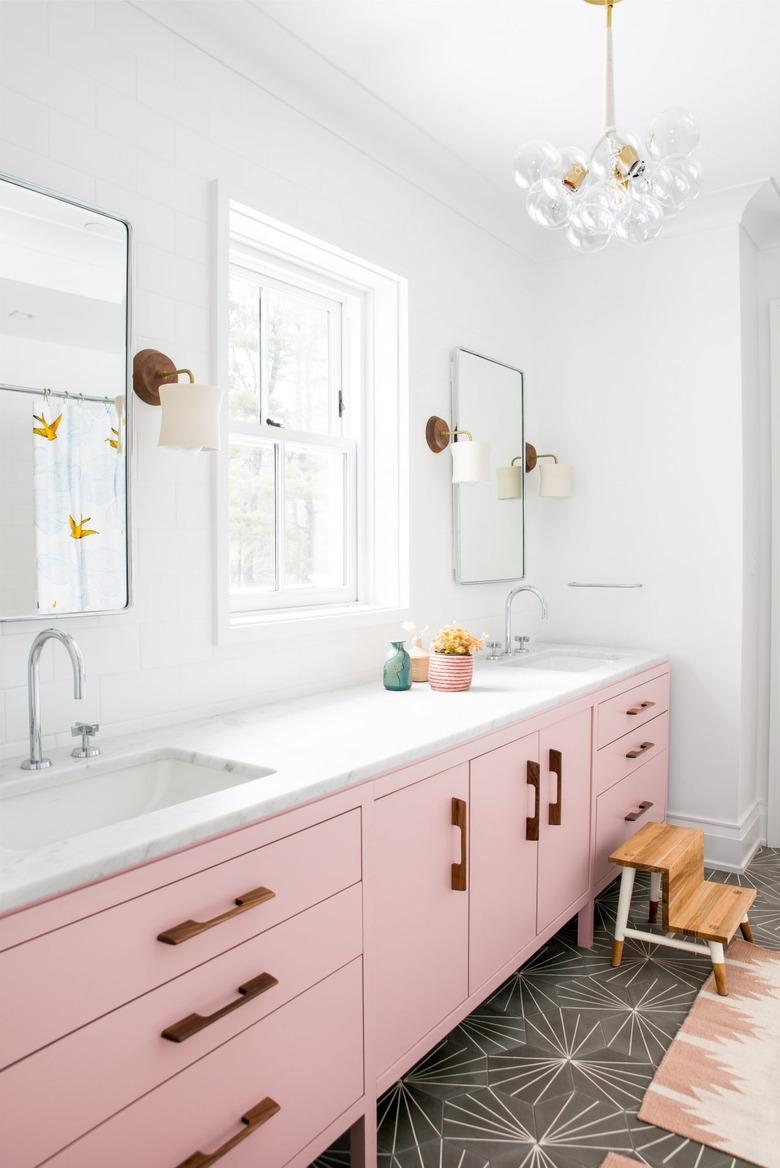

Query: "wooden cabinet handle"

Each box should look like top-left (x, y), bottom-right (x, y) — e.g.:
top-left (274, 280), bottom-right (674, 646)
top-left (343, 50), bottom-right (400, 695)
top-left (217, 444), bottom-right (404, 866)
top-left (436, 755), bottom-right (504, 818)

top-left (451, 797), bottom-right (468, 891)
top-left (526, 760), bottom-right (540, 841)
top-left (162, 971), bottom-right (279, 1043)
top-left (175, 1096), bottom-right (280, 1168)
top-left (625, 741), bottom-right (654, 760)
top-left (548, 748), bottom-right (562, 826)
top-left (624, 800), bottom-right (654, 822)
top-left (157, 886), bottom-right (275, 946)
top-left (626, 700), bottom-right (655, 716)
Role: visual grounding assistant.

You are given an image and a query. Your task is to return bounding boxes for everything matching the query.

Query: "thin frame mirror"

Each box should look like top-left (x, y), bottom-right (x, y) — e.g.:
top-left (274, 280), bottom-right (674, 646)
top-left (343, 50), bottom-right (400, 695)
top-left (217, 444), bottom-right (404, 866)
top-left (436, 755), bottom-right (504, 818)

top-left (0, 173), bottom-right (131, 620)
top-left (452, 348), bottom-right (525, 584)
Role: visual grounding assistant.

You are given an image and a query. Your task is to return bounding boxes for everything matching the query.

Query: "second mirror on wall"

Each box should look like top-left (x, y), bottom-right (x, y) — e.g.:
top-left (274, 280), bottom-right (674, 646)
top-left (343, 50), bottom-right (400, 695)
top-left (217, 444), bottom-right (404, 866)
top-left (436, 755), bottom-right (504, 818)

top-left (452, 348), bottom-right (525, 584)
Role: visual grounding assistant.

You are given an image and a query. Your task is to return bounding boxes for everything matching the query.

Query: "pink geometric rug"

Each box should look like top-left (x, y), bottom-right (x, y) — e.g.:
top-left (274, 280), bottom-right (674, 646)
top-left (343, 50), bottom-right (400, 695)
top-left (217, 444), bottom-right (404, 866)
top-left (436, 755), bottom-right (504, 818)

top-left (600, 1156), bottom-right (640, 1168)
top-left (638, 940), bottom-right (780, 1168)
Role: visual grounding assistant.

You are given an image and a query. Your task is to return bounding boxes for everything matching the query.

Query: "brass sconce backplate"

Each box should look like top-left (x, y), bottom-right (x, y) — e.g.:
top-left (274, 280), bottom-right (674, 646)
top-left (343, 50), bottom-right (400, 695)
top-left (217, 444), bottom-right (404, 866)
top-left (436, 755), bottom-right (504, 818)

top-left (133, 349), bottom-right (179, 406)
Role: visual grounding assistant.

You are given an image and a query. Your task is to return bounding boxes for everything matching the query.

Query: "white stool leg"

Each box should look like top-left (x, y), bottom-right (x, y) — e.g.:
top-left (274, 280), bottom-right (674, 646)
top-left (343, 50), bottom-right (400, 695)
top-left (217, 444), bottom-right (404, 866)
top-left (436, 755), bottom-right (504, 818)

top-left (612, 866), bottom-right (635, 967)
top-left (708, 941), bottom-right (728, 996)
top-left (740, 914), bottom-right (754, 943)
top-left (649, 870), bottom-right (661, 924)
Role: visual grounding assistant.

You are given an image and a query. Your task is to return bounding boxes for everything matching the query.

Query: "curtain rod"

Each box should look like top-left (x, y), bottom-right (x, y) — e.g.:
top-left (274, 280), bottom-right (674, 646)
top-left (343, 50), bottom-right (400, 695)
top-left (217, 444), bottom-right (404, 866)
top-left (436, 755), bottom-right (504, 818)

top-left (0, 381), bottom-right (118, 406)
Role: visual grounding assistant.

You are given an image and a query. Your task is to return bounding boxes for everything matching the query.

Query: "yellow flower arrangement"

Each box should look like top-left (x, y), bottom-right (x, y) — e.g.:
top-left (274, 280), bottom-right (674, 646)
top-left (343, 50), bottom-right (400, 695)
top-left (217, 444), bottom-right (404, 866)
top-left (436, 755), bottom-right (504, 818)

top-left (430, 623), bottom-right (485, 656)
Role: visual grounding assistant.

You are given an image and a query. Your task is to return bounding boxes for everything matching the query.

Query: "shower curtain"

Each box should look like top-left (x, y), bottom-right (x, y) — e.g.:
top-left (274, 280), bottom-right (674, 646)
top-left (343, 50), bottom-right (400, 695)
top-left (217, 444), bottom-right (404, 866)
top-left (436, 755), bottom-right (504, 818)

top-left (32, 396), bottom-right (126, 612)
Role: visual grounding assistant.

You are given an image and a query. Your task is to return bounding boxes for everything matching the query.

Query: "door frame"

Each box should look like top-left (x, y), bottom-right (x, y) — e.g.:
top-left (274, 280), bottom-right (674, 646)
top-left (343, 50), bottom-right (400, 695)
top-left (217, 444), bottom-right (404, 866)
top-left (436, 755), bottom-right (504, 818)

top-left (768, 299), bottom-right (780, 846)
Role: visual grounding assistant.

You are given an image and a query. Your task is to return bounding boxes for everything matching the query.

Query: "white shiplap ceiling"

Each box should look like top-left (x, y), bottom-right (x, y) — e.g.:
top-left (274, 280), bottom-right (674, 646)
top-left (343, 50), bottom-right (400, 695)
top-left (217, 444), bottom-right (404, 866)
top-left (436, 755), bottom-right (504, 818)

top-left (139, 0), bottom-right (780, 255)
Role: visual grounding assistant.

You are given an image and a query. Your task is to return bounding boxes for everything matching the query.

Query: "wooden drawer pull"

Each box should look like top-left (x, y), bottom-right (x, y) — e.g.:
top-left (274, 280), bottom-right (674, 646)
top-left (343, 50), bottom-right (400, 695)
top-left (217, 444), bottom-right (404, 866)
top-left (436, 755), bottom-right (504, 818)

top-left (157, 886), bottom-right (276, 946)
top-left (176, 1096), bottom-right (280, 1168)
top-left (526, 760), bottom-right (540, 841)
top-left (626, 700), bottom-right (655, 716)
top-left (548, 748), bottom-right (562, 826)
top-left (451, 797), bottom-right (468, 891)
top-left (625, 741), bottom-right (654, 760)
top-left (161, 971), bottom-right (279, 1043)
top-left (625, 800), bottom-right (654, 822)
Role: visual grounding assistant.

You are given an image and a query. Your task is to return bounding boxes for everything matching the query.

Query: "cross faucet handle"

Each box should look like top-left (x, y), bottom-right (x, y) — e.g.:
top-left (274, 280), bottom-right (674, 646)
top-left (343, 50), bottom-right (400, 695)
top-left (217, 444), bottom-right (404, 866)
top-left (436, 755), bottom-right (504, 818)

top-left (71, 722), bottom-right (100, 759)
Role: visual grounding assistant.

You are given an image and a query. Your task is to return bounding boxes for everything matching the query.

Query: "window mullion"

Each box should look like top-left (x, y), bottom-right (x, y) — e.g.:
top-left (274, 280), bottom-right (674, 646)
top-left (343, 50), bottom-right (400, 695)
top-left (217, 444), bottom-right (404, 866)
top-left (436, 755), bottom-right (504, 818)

top-left (274, 439), bottom-right (284, 593)
top-left (258, 286), bottom-right (268, 426)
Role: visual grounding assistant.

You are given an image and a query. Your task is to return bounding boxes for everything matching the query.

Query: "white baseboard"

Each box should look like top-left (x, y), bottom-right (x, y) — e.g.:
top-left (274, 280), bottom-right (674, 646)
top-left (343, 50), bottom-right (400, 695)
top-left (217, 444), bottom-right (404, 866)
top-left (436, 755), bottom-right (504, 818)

top-left (666, 800), bottom-right (765, 871)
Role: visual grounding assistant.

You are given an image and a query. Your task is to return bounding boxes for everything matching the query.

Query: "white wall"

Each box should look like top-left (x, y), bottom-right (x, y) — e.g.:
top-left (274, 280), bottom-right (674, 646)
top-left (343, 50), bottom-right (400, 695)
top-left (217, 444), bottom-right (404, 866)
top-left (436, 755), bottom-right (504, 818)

top-left (0, 0), bottom-right (536, 758)
top-left (528, 224), bottom-right (764, 867)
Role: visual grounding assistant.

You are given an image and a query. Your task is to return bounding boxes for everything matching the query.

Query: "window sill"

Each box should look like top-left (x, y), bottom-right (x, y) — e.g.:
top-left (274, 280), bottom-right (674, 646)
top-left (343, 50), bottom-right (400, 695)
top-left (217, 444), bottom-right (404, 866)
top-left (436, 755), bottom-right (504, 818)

top-left (218, 602), bottom-right (410, 645)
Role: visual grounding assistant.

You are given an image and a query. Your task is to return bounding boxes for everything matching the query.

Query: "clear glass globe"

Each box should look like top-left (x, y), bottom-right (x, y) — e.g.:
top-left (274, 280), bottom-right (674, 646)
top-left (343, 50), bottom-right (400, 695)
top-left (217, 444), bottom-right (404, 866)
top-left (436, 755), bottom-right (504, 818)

top-left (513, 140), bottom-right (562, 190)
top-left (634, 162), bottom-right (690, 215)
top-left (565, 221), bottom-right (612, 253)
top-left (526, 177), bottom-right (574, 229)
top-left (666, 154), bottom-right (703, 199)
top-left (570, 182), bottom-right (625, 236)
top-left (646, 107), bottom-right (699, 160)
top-left (616, 194), bottom-right (664, 244)
top-left (590, 130), bottom-right (644, 184)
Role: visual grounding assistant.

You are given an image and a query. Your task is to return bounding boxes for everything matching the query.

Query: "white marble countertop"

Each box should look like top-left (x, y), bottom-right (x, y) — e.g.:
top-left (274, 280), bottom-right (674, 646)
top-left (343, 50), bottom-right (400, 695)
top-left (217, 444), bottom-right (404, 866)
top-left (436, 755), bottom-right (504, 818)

top-left (0, 643), bottom-right (667, 913)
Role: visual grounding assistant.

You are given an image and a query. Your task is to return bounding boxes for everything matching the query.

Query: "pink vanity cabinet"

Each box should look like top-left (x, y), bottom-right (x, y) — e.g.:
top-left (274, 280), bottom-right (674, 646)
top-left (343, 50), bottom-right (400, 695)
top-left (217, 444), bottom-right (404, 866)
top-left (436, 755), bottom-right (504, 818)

top-left (0, 661), bottom-right (669, 1168)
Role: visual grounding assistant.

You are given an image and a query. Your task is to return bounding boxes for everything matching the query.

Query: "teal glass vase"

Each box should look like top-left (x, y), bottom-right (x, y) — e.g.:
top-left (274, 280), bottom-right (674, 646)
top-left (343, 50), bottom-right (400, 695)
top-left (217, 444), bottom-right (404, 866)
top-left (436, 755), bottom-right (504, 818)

top-left (383, 640), bottom-right (411, 691)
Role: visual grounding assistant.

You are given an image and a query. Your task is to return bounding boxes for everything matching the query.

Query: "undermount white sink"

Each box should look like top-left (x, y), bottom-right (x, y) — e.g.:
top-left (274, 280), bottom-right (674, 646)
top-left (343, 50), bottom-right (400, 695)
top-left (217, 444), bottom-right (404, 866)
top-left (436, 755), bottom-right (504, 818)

top-left (500, 650), bottom-right (622, 673)
top-left (0, 752), bottom-right (276, 852)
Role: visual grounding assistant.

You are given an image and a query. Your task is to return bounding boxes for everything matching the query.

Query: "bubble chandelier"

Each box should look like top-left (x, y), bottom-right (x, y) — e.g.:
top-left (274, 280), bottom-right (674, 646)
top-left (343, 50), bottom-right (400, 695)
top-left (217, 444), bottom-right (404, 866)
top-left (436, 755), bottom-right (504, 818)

top-left (513, 0), bottom-right (703, 250)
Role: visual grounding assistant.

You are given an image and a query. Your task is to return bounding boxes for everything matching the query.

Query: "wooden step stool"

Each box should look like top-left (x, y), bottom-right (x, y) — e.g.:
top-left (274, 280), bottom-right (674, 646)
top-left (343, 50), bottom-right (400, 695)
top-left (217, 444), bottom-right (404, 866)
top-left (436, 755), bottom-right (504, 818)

top-left (609, 821), bottom-right (756, 996)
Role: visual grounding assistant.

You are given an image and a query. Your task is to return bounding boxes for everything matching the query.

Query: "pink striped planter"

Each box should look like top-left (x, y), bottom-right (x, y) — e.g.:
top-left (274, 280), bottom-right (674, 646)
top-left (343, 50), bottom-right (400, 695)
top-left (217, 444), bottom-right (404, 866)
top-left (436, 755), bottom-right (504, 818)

top-left (428, 653), bottom-right (474, 692)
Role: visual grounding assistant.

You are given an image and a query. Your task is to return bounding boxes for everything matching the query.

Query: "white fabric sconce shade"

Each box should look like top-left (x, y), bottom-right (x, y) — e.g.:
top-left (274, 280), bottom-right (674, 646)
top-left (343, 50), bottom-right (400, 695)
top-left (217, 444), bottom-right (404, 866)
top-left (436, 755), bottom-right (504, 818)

top-left (497, 459), bottom-right (523, 499)
top-left (538, 460), bottom-right (572, 497)
top-left (132, 349), bottom-right (223, 453)
top-left (451, 437), bottom-right (491, 484)
top-left (425, 417), bottom-right (490, 484)
top-left (158, 381), bottom-right (222, 452)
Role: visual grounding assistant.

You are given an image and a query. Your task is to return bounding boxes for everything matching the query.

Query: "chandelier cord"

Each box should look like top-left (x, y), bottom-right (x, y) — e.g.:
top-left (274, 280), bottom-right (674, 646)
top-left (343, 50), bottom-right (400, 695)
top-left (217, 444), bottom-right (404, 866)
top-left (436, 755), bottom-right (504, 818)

top-left (603, 0), bottom-right (616, 134)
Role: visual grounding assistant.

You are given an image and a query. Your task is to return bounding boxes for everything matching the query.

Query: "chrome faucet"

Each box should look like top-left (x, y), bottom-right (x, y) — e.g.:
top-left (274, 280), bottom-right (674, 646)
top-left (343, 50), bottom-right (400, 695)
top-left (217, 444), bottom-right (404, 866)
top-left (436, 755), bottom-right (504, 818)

top-left (504, 584), bottom-right (548, 656)
top-left (21, 629), bottom-right (86, 771)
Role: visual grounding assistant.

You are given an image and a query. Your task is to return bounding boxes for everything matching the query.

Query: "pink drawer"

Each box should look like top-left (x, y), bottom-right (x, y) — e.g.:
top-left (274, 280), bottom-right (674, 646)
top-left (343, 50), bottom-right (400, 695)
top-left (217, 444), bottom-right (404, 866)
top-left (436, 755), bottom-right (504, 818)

top-left (44, 957), bottom-right (364, 1168)
top-left (595, 712), bottom-right (669, 796)
top-left (0, 809), bottom-right (360, 1070)
top-left (593, 751), bottom-right (668, 883)
top-left (0, 884), bottom-right (362, 1168)
top-left (597, 673), bottom-right (670, 748)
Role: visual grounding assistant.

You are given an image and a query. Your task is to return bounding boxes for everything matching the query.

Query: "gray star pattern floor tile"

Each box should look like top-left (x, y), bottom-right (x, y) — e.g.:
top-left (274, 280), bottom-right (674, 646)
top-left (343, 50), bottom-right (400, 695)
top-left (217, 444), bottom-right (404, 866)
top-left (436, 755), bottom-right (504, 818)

top-left (312, 852), bottom-right (774, 1168)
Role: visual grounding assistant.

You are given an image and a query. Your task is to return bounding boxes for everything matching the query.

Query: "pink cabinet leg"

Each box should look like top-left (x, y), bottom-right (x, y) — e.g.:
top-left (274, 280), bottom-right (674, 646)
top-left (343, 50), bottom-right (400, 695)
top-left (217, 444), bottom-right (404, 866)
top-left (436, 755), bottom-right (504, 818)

top-left (351, 1104), bottom-right (377, 1168)
top-left (577, 900), bottom-right (595, 949)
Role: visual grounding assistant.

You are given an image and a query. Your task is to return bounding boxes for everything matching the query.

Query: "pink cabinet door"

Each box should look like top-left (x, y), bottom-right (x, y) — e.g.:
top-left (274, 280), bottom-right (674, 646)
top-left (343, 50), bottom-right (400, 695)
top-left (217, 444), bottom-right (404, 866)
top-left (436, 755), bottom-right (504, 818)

top-left (373, 763), bottom-right (470, 1077)
top-left (537, 709), bottom-right (592, 933)
top-left (469, 732), bottom-right (539, 993)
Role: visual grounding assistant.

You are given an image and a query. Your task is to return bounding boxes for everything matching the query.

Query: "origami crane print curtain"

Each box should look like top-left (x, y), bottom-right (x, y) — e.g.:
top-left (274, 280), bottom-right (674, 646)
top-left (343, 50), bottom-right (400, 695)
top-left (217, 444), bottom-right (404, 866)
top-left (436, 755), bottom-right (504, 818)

top-left (32, 396), bottom-right (126, 613)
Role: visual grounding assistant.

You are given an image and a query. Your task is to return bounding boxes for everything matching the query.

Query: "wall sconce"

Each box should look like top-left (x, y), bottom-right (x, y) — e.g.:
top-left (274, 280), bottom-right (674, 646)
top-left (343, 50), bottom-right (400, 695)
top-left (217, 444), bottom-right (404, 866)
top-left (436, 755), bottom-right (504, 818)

top-left (426, 415), bottom-right (490, 484)
top-left (525, 443), bottom-right (572, 497)
top-left (133, 349), bottom-right (223, 452)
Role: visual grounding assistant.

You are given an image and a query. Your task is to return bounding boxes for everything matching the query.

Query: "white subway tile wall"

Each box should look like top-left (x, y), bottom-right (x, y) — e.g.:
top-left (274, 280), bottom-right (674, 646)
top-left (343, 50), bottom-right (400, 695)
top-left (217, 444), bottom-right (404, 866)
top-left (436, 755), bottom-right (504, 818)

top-left (0, 0), bottom-right (534, 759)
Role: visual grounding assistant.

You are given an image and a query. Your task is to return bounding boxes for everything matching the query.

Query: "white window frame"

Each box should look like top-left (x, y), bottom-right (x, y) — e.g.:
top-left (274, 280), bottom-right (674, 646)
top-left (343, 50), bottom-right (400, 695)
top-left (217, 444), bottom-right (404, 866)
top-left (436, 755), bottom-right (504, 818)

top-left (214, 187), bottom-right (409, 644)
top-left (228, 260), bottom-right (358, 612)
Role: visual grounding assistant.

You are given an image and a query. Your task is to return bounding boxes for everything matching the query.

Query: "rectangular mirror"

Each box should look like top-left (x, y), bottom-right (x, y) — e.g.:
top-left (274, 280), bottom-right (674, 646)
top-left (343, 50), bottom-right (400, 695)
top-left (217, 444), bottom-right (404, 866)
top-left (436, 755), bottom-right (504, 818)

top-left (452, 348), bottom-right (525, 583)
top-left (0, 174), bottom-right (130, 619)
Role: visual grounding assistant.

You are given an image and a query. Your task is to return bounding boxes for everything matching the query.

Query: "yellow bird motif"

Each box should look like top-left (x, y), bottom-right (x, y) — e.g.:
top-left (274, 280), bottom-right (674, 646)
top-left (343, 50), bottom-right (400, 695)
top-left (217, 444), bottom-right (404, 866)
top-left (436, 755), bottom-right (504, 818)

top-left (105, 427), bottom-right (120, 450)
top-left (33, 412), bottom-right (62, 441)
top-left (69, 515), bottom-right (99, 540)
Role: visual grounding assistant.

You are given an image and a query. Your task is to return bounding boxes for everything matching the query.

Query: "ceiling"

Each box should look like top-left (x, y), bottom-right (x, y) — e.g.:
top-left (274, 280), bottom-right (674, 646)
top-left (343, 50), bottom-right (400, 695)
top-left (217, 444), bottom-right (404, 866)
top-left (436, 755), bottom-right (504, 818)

top-left (140, 0), bottom-right (780, 255)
